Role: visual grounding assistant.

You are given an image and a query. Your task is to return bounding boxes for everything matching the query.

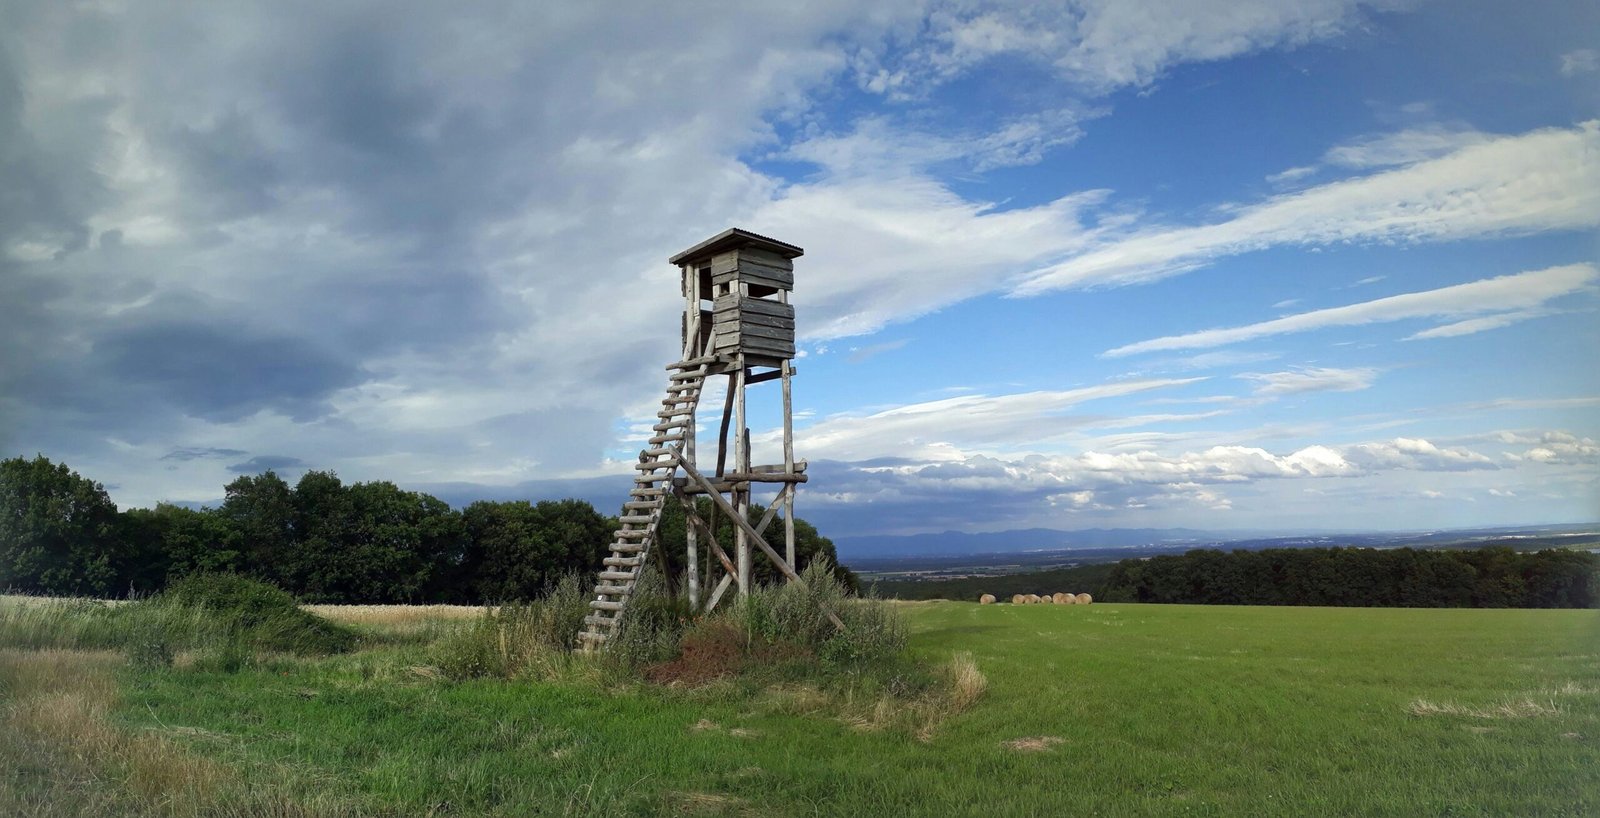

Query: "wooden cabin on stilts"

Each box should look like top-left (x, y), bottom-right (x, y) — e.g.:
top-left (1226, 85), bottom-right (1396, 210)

top-left (579, 228), bottom-right (840, 650)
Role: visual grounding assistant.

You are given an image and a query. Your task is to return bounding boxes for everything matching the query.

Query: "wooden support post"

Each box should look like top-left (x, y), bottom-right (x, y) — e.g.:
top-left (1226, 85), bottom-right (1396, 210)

top-left (781, 358), bottom-right (796, 571)
top-left (684, 264), bottom-right (700, 609)
top-left (733, 357), bottom-right (750, 596)
top-left (716, 374), bottom-right (735, 478)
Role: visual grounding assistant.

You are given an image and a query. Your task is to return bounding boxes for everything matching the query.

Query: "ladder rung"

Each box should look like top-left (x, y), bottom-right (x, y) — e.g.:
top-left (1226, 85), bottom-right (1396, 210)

top-left (580, 617), bottom-right (614, 631)
top-left (633, 459), bottom-right (678, 470)
top-left (604, 556), bottom-right (643, 567)
top-left (615, 529), bottom-right (648, 539)
top-left (590, 599), bottom-right (624, 611)
top-left (670, 370), bottom-right (707, 381)
top-left (649, 434), bottom-right (685, 444)
top-left (618, 515), bottom-right (653, 525)
top-left (635, 473), bottom-right (671, 483)
top-left (609, 542), bottom-right (644, 553)
top-left (653, 420), bottom-right (689, 432)
top-left (598, 570), bottom-right (636, 581)
top-left (640, 447), bottom-right (673, 457)
top-left (594, 583), bottom-right (632, 596)
top-left (623, 500), bottom-right (660, 510)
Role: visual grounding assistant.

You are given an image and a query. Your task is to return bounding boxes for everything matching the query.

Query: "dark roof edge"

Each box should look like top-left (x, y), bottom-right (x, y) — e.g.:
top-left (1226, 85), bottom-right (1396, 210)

top-left (668, 227), bottom-right (804, 265)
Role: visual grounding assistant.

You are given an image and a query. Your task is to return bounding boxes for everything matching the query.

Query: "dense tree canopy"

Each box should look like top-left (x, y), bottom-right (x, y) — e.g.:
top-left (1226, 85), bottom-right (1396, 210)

top-left (0, 455), bottom-right (856, 603)
top-left (1100, 546), bottom-right (1597, 608)
top-left (0, 456), bottom-right (123, 596)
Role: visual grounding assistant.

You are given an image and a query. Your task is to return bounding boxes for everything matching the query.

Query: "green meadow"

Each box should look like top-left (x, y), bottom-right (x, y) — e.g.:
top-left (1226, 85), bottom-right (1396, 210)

top-left (3, 597), bottom-right (1596, 816)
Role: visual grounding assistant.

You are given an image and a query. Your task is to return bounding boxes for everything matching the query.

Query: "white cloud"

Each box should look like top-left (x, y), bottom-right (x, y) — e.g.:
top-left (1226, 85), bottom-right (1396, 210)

top-left (1267, 166), bottom-right (1317, 186)
top-left (1321, 124), bottom-right (1492, 169)
top-left (1012, 122), bottom-right (1600, 294)
top-left (854, 0), bottom-right (1388, 98)
top-left (779, 377), bottom-right (1204, 461)
top-left (1560, 49), bottom-right (1598, 77)
top-left (1519, 432), bottom-right (1600, 465)
top-left (1404, 309), bottom-right (1550, 340)
top-left (1104, 263), bottom-right (1597, 356)
top-left (1237, 366), bottom-right (1378, 396)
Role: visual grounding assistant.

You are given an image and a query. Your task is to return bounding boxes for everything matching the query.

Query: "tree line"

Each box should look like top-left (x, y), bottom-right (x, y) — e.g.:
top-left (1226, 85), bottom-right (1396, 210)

top-left (1099, 546), bottom-right (1597, 608)
top-left (0, 455), bottom-right (850, 602)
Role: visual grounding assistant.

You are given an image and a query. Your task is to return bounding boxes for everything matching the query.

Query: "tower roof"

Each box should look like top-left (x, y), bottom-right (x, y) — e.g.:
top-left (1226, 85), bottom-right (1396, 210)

top-left (669, 228), bottom-right (804, 266)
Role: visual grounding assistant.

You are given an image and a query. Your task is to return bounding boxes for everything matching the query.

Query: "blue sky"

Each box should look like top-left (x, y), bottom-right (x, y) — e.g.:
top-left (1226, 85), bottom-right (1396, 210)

top-left (1, 0), bottom-right (1596, 537)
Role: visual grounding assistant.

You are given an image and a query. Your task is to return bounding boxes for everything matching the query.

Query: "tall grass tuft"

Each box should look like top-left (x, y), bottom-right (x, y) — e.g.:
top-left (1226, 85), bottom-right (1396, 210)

top-left (731, 556), bottom-right (905, 667)
top-left (436, 573), bottom-right (591, 680)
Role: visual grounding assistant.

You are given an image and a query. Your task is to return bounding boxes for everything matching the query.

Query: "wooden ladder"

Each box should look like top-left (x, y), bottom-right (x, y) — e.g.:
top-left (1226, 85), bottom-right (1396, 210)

top-left (577, 359), bottom-right (709, 648)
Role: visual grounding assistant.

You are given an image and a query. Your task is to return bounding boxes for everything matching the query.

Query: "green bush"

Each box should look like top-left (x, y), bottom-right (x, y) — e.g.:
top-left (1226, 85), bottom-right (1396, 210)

top-left (152, 574), bottom-right (356, 655)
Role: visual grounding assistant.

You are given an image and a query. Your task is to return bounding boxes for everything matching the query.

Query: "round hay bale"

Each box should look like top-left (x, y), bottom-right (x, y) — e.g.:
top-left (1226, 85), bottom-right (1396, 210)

top-left (979, 593), bottom-right (996, 605)
top-left (1059, 593), bottom-right (1077, 605)
top-left (1051, 592), bottom-right (1069, 604)
top-left (1026, 594), bottom-right (1042, 604)
top-left (1075, 593), bottom-right (1093, 605)
top-left (1010, 594), bottom-right (1026, 605)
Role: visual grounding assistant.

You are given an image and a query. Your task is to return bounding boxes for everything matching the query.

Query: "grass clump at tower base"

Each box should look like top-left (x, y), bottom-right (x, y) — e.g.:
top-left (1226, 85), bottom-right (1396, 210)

top-left (431, 558), bottom-right (971, 734)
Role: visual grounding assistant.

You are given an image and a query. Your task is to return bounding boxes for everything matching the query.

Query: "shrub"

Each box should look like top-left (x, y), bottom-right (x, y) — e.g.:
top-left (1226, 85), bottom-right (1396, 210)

top-left (152, 574), bottom-right (356, 655)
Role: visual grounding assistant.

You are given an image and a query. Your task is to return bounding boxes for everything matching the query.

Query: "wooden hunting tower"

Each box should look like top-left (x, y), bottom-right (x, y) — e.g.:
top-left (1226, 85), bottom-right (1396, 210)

top-left (580, 228), bottom-right (838, 649)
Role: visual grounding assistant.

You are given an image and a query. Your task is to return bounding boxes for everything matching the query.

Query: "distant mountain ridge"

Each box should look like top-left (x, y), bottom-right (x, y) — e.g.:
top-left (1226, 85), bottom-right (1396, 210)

top-left (832, 523), bottom-right (1600, 559)
top-left (834, 526), bottom-right (1245, 558)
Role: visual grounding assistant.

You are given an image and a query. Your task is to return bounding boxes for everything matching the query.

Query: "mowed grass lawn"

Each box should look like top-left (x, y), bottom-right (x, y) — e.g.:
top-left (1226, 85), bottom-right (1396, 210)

top-left (5, 600), bottom-right (1597, 816)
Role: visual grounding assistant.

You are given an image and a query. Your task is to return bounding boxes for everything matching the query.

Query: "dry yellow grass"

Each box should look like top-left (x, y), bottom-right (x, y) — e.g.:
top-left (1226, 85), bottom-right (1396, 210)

top-left (946, 651), bottom-right (988, 713)
top-left (1408, 697), bottom-right (1564, 719)
top-left (302, 603), bottom-right (486, 625)
top-left (1000, 736), bottom-right (1064, 752)
top-left (0, 650), bottom-right (231, 813)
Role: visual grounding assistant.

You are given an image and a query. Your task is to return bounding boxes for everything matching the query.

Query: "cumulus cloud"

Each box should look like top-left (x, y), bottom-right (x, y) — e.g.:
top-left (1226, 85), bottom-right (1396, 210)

top-left (1515, 432), bottom-right (1600, 465)
top-left (795, 432), bottom-right (1515, 532)
top-left (1104, 263), bottom-right (1597, 356)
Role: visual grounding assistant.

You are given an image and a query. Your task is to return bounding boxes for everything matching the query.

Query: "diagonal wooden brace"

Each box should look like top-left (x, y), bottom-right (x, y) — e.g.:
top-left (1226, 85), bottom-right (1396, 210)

top-left (678, 459), bottom-right (844, 631)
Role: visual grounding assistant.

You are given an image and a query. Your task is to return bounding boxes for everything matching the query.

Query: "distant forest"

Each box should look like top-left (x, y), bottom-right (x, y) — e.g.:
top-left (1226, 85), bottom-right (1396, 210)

top-left (877, 547), bottom-right (1598, 609)
top-left (0, 455), bottom-right (850, 602)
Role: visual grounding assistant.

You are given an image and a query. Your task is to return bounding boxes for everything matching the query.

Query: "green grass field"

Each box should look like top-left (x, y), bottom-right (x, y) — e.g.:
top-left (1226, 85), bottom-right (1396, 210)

top-left (3, 598), bottom-right (1596, 816)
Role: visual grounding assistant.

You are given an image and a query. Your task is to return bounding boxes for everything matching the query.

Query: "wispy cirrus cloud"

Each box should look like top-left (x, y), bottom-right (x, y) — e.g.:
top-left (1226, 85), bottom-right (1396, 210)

top-left (1103, 263), bottom-right (1597, 356)
top-left (1011, 121), bottom-right (1600, 294)
top-left (771, 377), bottom-right (1206, 461)
top-left (1238, 366), bottom-right (1378, 396)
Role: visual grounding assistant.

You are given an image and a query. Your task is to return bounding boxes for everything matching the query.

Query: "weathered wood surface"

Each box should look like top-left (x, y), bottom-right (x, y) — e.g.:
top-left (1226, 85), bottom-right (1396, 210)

top-left (710, 246), bottom-right (794, 272)
top-left (668, 227), bottom-right (803, 266)
top-left (713, 295), bottom-right (794, 320)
